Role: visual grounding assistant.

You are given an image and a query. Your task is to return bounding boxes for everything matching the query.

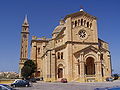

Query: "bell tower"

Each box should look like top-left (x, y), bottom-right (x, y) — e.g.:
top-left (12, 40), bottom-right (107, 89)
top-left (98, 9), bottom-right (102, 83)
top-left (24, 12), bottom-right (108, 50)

top-left (19, 15), bottom-right (29, 76)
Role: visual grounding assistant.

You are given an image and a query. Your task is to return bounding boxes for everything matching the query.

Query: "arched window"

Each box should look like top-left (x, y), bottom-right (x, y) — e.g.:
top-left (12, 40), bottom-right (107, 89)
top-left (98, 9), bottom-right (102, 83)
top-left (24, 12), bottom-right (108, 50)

top-left (87, 22), bottom-right (89, 27)
top-left (78, 59), bottom-right (80, 75)
top-left (84, 20), bottom-right (86, 26)
top-left (81, 19), bottom-right (83, 26)
top-left (71, 22), bottom-right (74, 28)
top-left (58, 52), bottom-right (60, 59)
top-left (90, 23), bottom-right (92, 28)
top-left (38, 48), bottom-right (40, 53)
top-left (78, 20), bottom-right (80, 26)
top-left (61, 52), bottom-right (63, 59)
top-left (75, 21), bottom-right (77, 27)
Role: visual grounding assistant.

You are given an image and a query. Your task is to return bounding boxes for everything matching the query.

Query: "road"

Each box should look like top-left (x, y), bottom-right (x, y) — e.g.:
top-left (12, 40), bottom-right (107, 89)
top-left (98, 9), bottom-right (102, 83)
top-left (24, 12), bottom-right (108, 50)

top-left (15, 80), bottom-right (120, 90)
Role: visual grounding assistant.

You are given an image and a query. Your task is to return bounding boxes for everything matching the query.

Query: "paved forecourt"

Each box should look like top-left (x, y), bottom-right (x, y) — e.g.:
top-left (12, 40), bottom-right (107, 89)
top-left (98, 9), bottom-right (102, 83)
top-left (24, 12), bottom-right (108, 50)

top-left (15, 80), bottom-right (120, 90)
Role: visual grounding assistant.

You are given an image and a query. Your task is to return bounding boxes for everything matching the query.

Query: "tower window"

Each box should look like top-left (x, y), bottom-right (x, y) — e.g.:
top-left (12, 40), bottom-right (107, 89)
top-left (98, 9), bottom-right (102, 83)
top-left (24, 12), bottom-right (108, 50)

top-left (84, 20), bottom-right (86, 26)
top-left (58, 52), bottom-right (60, 59)
top-left (38, 48), bottom-right (40, 53)
top-left (81, 19), bottom-right (83, 26)
top-left (72, 22), bottom-right (74, 28)
top-left (90, 23), bottom-right (92, 28)
top-left (87, 22), bottom-right (89, 27)
top-left (61, 52), bottom-right (63, 59)
top-left (24, 27), bottom-right (27, 31)
top-left (75, 21), bottom-right (77, 27)
top-left (78, 20), bottom-right (80, 26)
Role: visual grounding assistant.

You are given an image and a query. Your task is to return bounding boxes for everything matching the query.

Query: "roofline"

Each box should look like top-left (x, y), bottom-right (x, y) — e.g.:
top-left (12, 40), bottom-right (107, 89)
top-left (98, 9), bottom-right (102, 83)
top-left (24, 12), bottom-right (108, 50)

top-left (64, 11), bottom-right (97, 20)
top-left (98, 38), bottom-right (108, 44)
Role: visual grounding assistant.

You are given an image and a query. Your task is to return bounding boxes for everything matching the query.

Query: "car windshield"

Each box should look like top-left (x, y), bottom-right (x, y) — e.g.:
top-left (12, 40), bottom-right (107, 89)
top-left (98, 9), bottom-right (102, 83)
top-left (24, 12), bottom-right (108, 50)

top-left (2, 84), bottom-right (12, 89)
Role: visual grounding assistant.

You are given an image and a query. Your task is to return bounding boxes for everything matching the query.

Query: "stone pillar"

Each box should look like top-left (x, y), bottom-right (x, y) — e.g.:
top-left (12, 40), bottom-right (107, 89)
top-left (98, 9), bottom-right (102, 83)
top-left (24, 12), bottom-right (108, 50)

top-left (45, 51), bottom-right (51, 82)
top-left (67, 44), bottom-right (73, 81)
top-left (50, 50), bottom-right (56, 81)
top-left (107, 52), bottom-right (112, 77)
top-left (95, 52), bottom-right (102, 82)
top-left (79, 53), bottom-right (85, 82)
top-left (76, 64), bottom-right (79, 77)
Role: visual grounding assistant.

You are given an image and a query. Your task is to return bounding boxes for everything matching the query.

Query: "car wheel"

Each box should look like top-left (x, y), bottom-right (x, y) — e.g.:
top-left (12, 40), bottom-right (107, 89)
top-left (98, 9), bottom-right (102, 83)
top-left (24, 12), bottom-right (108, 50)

top-left (13, 85), bottom-right (16, 88)
top-left (25, 84), bottom-right (28, 87)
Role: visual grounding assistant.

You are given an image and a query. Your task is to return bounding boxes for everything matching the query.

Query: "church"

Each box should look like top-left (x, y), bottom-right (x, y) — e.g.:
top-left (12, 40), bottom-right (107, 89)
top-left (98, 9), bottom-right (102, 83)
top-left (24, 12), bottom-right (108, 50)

top-left (19, 9), bottom-right (112, 82)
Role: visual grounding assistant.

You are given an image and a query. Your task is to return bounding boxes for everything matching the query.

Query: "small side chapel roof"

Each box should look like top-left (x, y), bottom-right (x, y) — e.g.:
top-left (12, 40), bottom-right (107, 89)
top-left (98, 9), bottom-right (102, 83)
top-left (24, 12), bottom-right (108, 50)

top-left (52, 25), bottom-right (65, 34)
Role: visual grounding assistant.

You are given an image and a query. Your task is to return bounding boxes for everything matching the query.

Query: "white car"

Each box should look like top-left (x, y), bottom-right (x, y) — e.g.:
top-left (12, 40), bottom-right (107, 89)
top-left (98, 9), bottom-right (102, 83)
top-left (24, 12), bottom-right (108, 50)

top-left (0, 84), bottom-right (15, 90)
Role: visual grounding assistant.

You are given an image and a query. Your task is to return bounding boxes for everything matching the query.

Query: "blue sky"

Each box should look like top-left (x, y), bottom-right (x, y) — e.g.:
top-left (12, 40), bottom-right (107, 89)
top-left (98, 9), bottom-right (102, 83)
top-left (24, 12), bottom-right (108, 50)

top-left (0, 0), bottom-right (120, 74)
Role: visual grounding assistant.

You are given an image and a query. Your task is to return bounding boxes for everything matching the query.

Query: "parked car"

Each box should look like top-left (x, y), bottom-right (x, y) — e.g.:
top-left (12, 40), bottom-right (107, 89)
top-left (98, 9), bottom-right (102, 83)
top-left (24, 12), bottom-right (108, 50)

top-left (0, 84), bottom-right (16, 90)
top-left (11, 80), bottom-right (30, 87)
top-left (106, 77), bottom-right (113, 82)
top-left (107, 87), bottom-right (120, 90)
top-left (61, 78), bottom-right (67, 83)
top-left (94, 87), bottom-right (120, 90)
top-left (36, 77), bottom-right (43, 81)
top-left (39, 77), bottom-right (44, 81)
top-left (29, 78), bottom-right (37, 83)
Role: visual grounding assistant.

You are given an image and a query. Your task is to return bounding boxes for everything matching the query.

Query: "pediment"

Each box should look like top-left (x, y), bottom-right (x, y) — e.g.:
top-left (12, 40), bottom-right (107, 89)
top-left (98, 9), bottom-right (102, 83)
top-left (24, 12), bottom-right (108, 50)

top-left (74, 45), bottom-right (99, 55)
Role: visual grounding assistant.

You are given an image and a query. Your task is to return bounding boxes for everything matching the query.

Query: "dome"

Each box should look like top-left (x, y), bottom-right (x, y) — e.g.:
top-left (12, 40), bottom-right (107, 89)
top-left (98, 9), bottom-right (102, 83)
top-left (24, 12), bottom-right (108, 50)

top-left (52, 24), bottom-right (64, 35)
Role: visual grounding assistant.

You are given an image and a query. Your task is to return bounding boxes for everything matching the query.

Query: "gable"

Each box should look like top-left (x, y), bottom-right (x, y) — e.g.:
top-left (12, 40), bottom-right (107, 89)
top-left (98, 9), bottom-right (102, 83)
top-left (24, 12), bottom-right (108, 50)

top-left (74, 45), bottom-right (98, 55)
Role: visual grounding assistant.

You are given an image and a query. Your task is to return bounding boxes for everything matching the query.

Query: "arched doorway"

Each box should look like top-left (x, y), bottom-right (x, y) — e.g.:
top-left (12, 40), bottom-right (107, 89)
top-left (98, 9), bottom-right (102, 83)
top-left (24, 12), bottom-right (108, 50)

top-left (85, 57), bottom-right (95, 75)
top-left (58, 64), bottom-right (64, 78)
top-left (58, 68), bottom-right (63, 78)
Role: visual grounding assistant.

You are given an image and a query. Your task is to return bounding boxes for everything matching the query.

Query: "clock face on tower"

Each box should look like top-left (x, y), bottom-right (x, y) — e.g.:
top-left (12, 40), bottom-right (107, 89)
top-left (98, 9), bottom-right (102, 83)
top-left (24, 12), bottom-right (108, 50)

top-left (79, 30), bottom-right (88, 39)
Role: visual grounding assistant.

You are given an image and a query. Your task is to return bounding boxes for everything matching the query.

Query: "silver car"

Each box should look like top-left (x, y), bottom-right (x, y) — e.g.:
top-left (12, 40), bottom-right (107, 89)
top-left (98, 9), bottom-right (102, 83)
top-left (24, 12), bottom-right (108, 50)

top-left (0, 84), bottom-right (15, 90)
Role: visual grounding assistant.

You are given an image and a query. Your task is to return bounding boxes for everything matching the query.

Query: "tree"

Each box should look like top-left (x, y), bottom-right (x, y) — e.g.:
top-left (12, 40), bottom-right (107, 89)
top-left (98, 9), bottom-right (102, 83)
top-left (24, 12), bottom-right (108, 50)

top-left (21, 60), bottom-right (36, 79)
top-left (24, 60), bottom-right (36, 73)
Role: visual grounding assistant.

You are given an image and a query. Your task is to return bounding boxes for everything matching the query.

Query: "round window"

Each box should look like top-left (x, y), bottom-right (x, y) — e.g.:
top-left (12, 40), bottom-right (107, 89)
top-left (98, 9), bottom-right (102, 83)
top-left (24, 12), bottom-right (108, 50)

top-left (79, 30), bottom-right (87, 39)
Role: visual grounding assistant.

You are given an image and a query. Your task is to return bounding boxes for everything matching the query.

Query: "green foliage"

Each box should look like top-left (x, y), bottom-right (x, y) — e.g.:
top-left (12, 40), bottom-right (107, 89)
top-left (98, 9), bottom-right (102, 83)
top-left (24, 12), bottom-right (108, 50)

top-left (24, 60), bottom-right (36, 73)
top-left (21, 60), bottom-right (36, 79)
top-left (21, 66), bottom-right (32, 79)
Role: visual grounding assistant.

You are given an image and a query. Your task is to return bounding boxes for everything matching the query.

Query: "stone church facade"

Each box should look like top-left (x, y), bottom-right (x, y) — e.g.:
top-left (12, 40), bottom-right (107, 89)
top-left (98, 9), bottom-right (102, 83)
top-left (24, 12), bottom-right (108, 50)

top-left (19, 9), bottom-right (112, 82)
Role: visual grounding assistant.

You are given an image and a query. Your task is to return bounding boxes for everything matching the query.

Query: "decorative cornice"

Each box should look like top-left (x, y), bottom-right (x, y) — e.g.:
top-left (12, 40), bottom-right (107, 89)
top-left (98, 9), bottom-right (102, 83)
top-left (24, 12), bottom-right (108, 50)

top-left (20, 58), bottom-right (28, 60)
top-left (65, 41), bottom-right (98, 45)
top-left (21, 32), bottom-right (29, 34)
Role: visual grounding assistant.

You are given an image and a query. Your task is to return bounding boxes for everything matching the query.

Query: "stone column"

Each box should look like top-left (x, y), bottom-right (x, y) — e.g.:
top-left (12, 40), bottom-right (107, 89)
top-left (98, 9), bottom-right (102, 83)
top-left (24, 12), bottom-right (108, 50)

top-left (95, 52), bottom-right (102, 82)
top-left (50, 50), bottom-right (56, 81)
top-left (79, 53), bottom-right (85, 82)
top-left (107, 52), bottom-right (112, 77)
top-left (46, 51), bottom-right (50, 81)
